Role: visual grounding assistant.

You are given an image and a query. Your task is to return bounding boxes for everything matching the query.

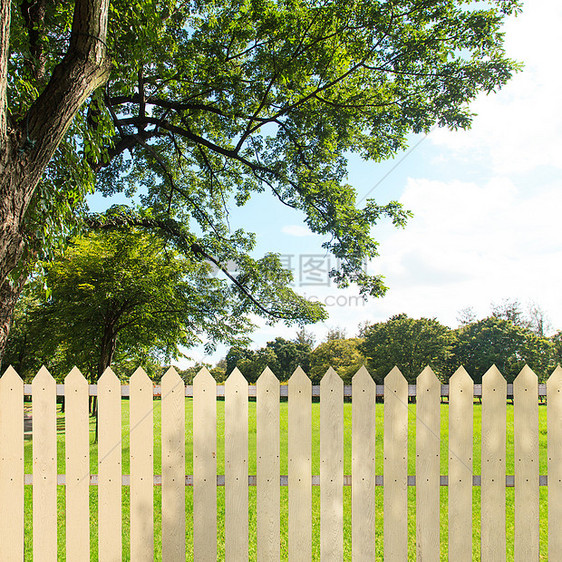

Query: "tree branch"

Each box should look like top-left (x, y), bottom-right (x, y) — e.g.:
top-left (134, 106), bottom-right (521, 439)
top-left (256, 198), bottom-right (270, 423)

top-left (20, 0), bottom-right (111, 195)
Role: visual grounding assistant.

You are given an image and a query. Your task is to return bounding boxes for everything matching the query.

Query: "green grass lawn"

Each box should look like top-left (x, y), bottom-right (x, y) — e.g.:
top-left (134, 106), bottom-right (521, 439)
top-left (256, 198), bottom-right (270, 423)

top-left (23, 399), bottom-right (549, 560)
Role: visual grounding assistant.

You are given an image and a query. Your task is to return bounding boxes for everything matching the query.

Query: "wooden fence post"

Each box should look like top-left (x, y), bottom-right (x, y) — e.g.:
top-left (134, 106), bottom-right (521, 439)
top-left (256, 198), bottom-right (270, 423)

top-left (225, 368), bottom-right (249, 560)
top-left (98, 367), bottom-right (123, 561)
top-left (448, 367), bottom-right (473, 560)
top-left (481, 366), bottom-right (506, 562)
top-left (514, 366), bottom-right (539, 560)
top-left (65, 367), bottom-right (90, 560)
top-left (288, 367), bottom-right (311, 561)
top-left (32, 366), bottom-right (58, 561)
top-left (161, 367), bottom-right (186, 561)
top-left (130, 367), bottom-right (154, 561)
top-left (256, 367), bottom-right (280, 561)
top-left (0, 367), bottom-right (24, 561)
top-left (384, 367), bottom-right (408, 560)
top-left (352, 366), bottom-right (376, 560)
top-left (320, 367), bottom-right (344, 560)
top-left (416, 366), bottom-right (441, 561)
top-left (193, 367), bottom-right (217, 561)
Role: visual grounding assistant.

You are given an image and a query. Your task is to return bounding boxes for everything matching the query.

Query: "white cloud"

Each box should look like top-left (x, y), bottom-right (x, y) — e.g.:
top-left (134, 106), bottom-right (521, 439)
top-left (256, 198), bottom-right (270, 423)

top-left (281, 224), bottom-right (316, 237)
top-left (430, 0), bottom-right (562, 174)
top-left (370, 177), bottom-right (562, 330)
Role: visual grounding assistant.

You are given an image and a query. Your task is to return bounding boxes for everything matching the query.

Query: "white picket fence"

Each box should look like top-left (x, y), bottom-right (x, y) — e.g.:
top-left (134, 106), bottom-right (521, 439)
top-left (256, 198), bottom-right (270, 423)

top-left (0, 363), bottom-right (561, 560)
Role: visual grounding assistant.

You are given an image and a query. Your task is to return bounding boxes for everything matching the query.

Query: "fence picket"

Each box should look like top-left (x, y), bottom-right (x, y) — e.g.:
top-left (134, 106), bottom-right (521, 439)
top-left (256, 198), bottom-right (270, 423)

top-left (384, 367), bottom-right (408, 560)
top-left (351, 366), bottom-right (375, 561)
top-left (0, 367), bottom-right (24, 561)
top-left (514, 366), bottom-right (539, 560)
top-left (448, 367), bottom-right (473, 560)
top-left (257, 367), bottom-right (280, 561)
top-left (547, 366), bottom-right (562, 561)
top-left (416, 366), bottom-right (441, 561)
top-left (481, 366), bottom-right (507, 562)
top-left (98, 367), bottom-right (122, 561)
top-left (193, 367), bottom-right (217, 561)
top-left (320, 367), bottom-right (344, 560)
top-left (225, 368), bottom-right (249, 560)
top-left (130, 367), bottom-right (154, 561)
top-left (161, 367), bottom-right (186, 561)
top-left (65, 367), bottom-right (90, 560)
top-left (4, 363), bottom-right (561, 558)
top-left (288, 367), bottom-right (312, 561)
top-left (32, 366), bottom-right (58, 561)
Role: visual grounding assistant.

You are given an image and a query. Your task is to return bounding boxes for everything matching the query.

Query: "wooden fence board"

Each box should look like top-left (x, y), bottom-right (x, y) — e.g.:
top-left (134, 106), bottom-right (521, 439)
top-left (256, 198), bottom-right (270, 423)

top-left (193, 368), bottom-right (217, 561)
top-left (257, 367), bottom-right (280, 561)
top-left (320, 367), bottom-right (344, 560)
top-left (351, 366), bottom-right (376, 561)
top-left (32, 366), bottom-right (58, 561)
top-left (98, 367), bottom-right (123, 561)
top-left (161, 367), bottom-right (186, 561)
top-left (288, 367), bottom-right (312, 561)
top-left (130, 367), bottom-right (154, 561)
top-left (514, 366), bottom-right (539, 561)
top-left (481, 366), bottom-right (506, 562)
top-left (416, 366), bottom-right (441, 561)
top-left (448, 367), bottom-right (474, 561)
top-left (384, 367), bottom-right (409, 560)
top-left (0, 367), bottom-right (24, 561)
top-left (225, 368), bottom-right (249, 560)
top-left (547, 366), bottom-right (562, 561)
top-left (65, 367), bottom-right (90, 560)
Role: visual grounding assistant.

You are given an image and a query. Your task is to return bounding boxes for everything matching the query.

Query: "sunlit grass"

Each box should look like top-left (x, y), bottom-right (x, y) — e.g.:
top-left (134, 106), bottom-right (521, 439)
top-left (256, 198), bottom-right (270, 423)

top-left (22, 400), bottom-right (549, 560)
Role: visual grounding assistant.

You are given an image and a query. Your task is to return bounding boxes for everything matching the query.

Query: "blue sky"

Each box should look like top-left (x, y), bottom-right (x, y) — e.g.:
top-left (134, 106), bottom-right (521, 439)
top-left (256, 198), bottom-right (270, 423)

top-left (90, 1), bottom-right (562, 366)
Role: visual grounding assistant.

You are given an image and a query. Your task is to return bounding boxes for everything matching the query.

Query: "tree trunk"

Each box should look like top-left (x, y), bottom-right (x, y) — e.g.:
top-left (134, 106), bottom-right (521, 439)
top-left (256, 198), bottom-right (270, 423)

top-left (0, 0), bottom-right (111, 361)
top-left (0, 275), bottom-right (27, 371)
top-left (93, 325), bottom-right (117, 441)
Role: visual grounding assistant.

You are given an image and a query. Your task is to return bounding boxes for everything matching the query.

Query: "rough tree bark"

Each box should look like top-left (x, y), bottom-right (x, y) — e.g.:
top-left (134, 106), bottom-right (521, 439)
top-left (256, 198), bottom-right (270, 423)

top-left (0, 0), bottom-right (111, 359)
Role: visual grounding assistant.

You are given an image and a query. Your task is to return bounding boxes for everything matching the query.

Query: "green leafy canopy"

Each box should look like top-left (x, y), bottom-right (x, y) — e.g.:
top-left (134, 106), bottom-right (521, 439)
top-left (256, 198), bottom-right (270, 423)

top-left (9, 0), bottom-right (522, 321)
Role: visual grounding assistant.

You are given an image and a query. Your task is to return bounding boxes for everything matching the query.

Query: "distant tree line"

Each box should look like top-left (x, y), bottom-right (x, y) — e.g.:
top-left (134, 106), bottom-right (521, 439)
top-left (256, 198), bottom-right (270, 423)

top-left (223, 301), bottom-right (561, 384)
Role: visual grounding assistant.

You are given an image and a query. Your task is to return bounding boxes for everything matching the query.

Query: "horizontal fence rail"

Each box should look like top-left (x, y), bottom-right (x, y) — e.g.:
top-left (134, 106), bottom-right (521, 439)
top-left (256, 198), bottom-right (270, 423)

top-left (20, 383), bottom-right (550, 397)
top-left (1, 363), bottom-right (561, 561)
top-left (20, 473), bottom-right (551, 487)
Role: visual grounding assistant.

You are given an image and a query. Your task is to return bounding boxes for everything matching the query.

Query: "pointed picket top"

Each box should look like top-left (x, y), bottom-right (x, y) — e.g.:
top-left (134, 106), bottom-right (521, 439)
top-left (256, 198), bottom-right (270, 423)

top-left (320, 366), bottom-right (342, 389)
top-left (194, 366), bottom-right (215, 385)
top-left (352, 365), bottom-right (373, 386)
top-left (482, 364), bottom-right (506, 391)
top-left (130, 366), bottom-right (152, 386)
top-left (417, 365), bottom-right (440, 390)
top-left (449, 366), bottom-right (473, 386)
top-left (99, 366), bottom-right (120, 385)
top-left (65, 366), bottom-right (88, 386)
top-left (225, 367), bottom-right (248, 397)
top-left (257, 366), bottom-right (279, 389)
top-left (289, 365), bottom-right (310, 386)
top-left (384, 366), bottom-right (407, 391)
top-left (548, 364), bottom-right (562, 386)
top-left (161, 366), bottom-right (183, 387)
top-left (32, 365), bottom-right (56, 389)
top-left (0, 364), bottom-right (23, 386)
top-left (514, 364), bottom-right (538, 392)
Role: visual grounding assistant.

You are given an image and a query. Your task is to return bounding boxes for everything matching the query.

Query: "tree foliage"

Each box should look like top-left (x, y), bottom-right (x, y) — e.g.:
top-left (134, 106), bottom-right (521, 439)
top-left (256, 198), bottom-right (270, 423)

top-left (309, 337), bottom-right (365, 384)
top-left (226, 336), bottom-right (312, 382)
top-left (2, 230), bottom-right (258, 380)
top-left (360, 313), bottom-right (453, 382)
top-left (0, 0), bottom-right (522, 356)
top-left (451, 316), bottom-right (554, 383)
